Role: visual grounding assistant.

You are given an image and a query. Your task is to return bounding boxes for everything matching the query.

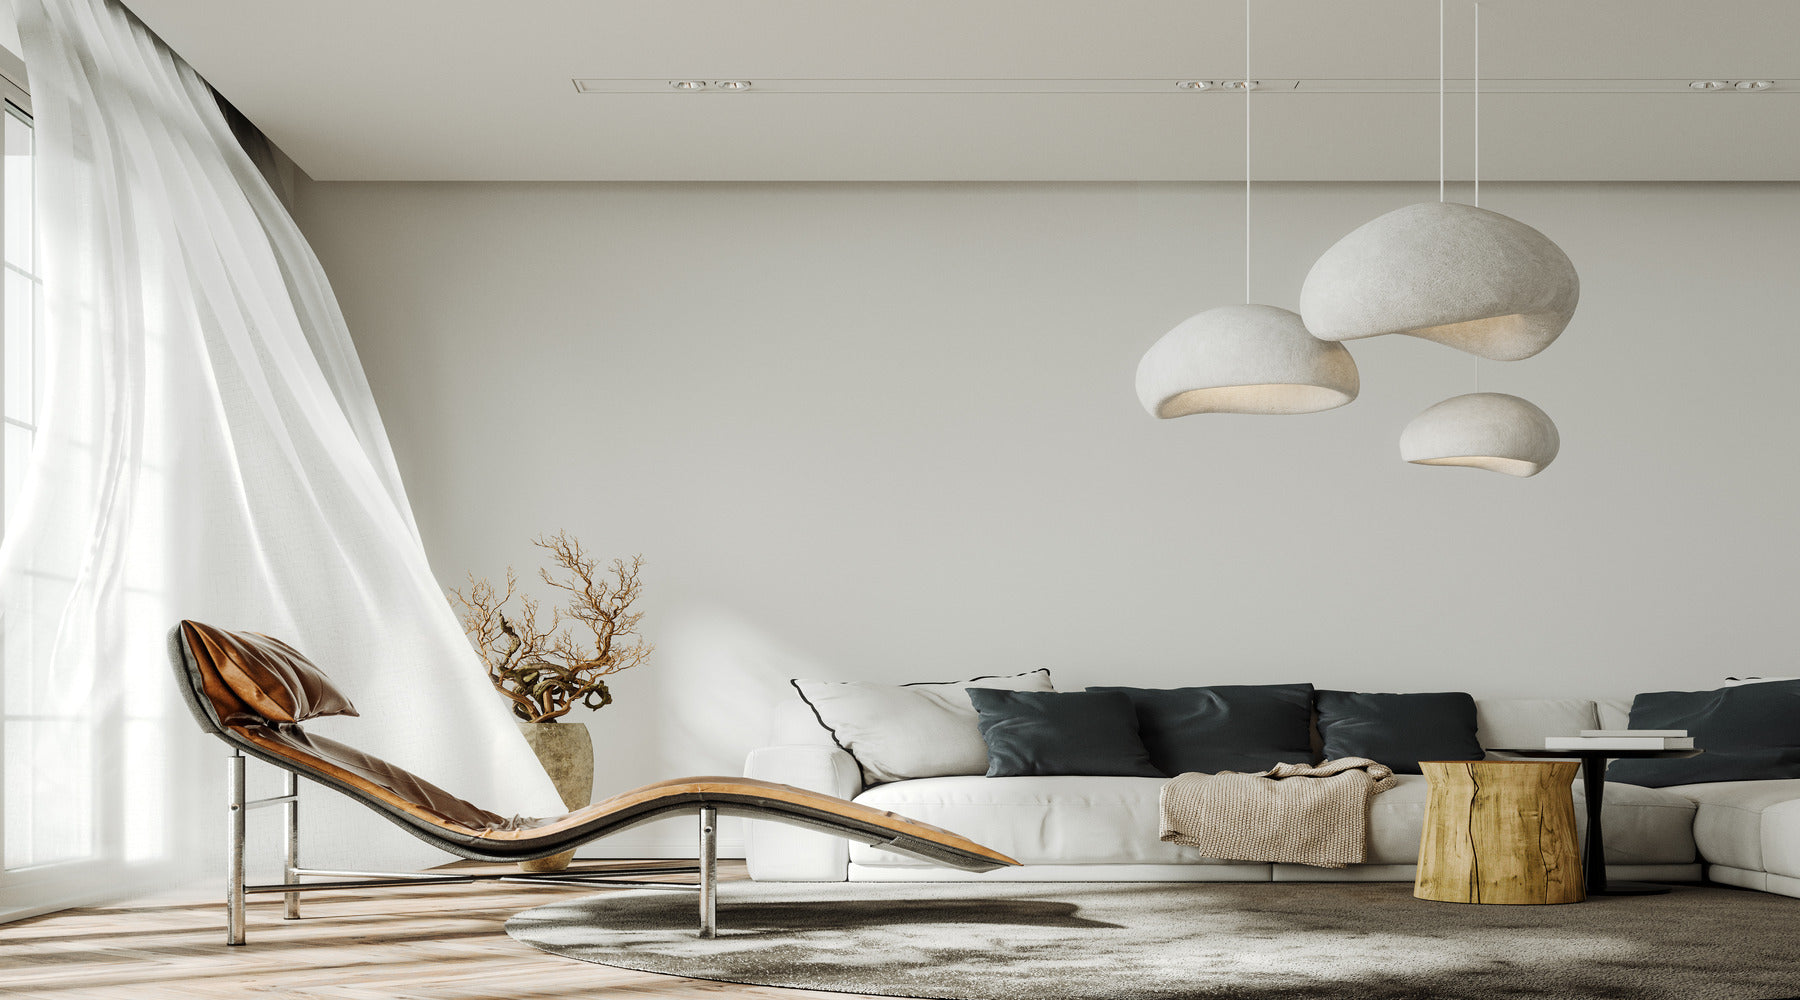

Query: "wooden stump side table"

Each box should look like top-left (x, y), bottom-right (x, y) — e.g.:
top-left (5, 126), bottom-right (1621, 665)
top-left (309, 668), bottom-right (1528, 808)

top-left (1415, 760), bottom-right (1585, 905)
top-left (1486, 747), bottom-right (1702, 896)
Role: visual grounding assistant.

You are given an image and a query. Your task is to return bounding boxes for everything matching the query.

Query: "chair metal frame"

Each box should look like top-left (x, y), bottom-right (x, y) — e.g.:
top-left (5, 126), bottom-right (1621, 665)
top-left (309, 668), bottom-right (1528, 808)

top-left (224, 749), bottom-right (720, 945)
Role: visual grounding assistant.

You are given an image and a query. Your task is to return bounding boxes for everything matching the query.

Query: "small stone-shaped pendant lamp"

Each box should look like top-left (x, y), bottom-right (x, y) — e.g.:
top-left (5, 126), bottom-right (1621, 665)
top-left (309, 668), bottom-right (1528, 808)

top-left (1399, 392), bottom-right (1559, 478)
top-left (1300, 202), bottom-right (1578, 362)
top-left (1135, 304), bottom-right (1360, 418)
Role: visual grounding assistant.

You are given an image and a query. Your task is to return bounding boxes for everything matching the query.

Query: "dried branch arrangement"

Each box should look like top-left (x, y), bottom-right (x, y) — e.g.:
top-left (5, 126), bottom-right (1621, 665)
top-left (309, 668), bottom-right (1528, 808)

top-left (449, 532), bottom-right (653, 723)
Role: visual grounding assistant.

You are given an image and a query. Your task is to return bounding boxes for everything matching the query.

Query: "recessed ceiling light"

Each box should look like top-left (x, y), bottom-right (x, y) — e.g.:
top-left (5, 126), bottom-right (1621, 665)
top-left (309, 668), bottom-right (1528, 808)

top-left (669, 80), bottom-right (708, 91)
top-left (1689, 80), bottom-right (1730, 91)
top-left (714, 80), bottom-right (753, 91)
top-left (1174, 80), bottom-right (1210, 90)
top-left (1221, 80), bottom-right (1259, 91)
top-left (1734, 80), bottom-right (1774, 91)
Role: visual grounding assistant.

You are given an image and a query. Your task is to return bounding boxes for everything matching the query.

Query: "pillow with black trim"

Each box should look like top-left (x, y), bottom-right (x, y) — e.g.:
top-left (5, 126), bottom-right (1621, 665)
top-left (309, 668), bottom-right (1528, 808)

top-left (968, 688), bottom-right (1163, 778)
top-left (791, 669), bottom-right (1053, 784)
top-left (1315, 690), bottom-right (1481, 774)
top-left (1090, 684), bottom-right (1315, 774)
top-left (1608, 680), bottom-right (1800, 788)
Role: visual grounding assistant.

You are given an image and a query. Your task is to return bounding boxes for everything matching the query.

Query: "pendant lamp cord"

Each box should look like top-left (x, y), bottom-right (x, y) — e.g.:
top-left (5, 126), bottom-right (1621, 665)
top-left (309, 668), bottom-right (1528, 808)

top-left (1244, 0), bottom-right (1252, 304)
top-left (1438, 0), bottom-right (1445, 204)
top-left (1473, 0), bottom-right (1480, 392)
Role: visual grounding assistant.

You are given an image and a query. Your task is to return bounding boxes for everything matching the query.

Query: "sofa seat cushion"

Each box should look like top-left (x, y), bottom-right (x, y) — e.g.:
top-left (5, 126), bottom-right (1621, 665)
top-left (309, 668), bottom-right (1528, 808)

top-left (851, 774), bottom-right (1696, 869)
top-left (850, 776), bottom-right (1263, 867)
top-left (1369, 775), bottom-right (1695, 865)
top-left (1664, 778), bottom-right (1800, 875)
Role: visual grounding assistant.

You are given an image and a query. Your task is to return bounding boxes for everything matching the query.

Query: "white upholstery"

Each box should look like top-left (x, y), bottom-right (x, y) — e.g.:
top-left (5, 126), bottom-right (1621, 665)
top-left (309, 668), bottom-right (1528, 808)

top-left (849, 863), bottom-right (1272, 882)
top-left (850, 776), bottom-right (1265, 868)
top-left (1275, 863), bottom-right (1419, 882)
top-left (844, 772), bottom-right (1692, 871)
top-left (1767, 800), bottom-right (1800, 881)
top-left (743, 744), bottom-right (863, 881)
top-left (1366, 774), bottom-right (1695, 866)
top-left (1476, 698), bottom-right (1599, 756)
top-left (745, 689), bottom-right (1791, 894)
top-left (1275, 863), bottom-right (1702, 883)
top-left (1665, 778), bottom-right (1800, 877)
top-left (791, 670), bottom-right (1054, 784)
top-left (1573, 781), bottom-right (1699, 864)
top-left (1595, 698), bottom-right (1632, 732)
top-left (1706, 865), bottom-right (1768, 892)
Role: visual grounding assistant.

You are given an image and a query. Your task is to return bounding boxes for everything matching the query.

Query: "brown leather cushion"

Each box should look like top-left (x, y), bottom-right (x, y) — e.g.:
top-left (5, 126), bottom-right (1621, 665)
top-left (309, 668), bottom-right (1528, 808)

top-left (237, 721), bottom-right (514, 834)
top-left (183, 621), bottom-right (358, 723)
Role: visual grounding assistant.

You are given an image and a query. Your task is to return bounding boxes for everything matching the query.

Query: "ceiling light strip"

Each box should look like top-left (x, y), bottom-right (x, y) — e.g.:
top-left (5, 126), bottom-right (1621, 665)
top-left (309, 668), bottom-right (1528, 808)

top-left (572, 78), bottom-right (1787, 95)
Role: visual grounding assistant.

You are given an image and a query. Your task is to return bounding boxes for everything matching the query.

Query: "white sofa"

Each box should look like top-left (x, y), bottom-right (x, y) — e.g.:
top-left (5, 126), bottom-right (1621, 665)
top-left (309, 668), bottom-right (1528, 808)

top-left (743, 693), bottom-right (1800, 898)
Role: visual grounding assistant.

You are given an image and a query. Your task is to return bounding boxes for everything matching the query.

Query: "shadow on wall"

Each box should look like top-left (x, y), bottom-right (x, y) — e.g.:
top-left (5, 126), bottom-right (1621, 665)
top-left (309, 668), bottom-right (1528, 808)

top-left (580, 602), bottom-right (830, 858)
top-left (652, 603), bottom-right (830, 774)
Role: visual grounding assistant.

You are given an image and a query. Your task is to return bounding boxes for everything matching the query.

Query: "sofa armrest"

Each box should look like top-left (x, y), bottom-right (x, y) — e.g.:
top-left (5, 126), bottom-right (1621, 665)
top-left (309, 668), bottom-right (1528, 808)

top-left (743, 744), bottom-right (863, 881)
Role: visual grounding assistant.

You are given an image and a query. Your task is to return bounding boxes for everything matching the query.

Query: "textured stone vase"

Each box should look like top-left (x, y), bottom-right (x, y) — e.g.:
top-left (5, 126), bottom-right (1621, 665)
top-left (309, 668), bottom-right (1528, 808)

top-left (515, 719), bottom-right (595, 873)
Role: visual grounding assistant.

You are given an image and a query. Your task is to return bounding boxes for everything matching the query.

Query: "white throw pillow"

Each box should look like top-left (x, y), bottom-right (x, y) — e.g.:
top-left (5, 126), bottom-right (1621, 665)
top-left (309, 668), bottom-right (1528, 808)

top-left (1724, 676), bottom-right (1800, 686)
top-left (791, 670), bottom-right (1054, 784)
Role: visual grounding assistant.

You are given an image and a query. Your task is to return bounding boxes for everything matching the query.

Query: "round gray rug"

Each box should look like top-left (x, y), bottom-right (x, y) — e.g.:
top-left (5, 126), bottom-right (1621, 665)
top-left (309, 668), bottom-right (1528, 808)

top-left (506, 881), bottom-right (1800, 1000)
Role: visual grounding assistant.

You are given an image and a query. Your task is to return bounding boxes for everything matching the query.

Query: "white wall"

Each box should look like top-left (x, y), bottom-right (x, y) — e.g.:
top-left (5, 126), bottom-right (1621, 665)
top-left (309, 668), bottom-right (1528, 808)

top-left (295, 180), bottom-right (1800, 852)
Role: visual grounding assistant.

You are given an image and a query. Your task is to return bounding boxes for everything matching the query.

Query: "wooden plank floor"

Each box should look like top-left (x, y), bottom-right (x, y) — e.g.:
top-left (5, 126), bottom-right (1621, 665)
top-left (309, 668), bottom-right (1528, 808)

top-left (0, 860), bottom-right (885, 1000)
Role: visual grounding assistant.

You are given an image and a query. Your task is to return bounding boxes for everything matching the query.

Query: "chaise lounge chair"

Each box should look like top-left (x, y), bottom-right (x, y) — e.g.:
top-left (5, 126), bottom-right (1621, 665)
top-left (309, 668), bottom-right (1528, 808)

top-left (169, 620), bottom-right (1016, 944)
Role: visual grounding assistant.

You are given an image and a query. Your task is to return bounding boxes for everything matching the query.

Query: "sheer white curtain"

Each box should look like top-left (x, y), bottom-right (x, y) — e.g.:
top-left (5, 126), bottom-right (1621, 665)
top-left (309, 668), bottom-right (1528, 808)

top-left (0, 0), bottom-right (559, 916)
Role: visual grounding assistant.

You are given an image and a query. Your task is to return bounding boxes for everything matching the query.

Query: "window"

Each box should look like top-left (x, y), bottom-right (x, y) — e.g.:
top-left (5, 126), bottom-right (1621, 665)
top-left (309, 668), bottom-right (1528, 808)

top-left (0, 75), bottom-right (84, 893)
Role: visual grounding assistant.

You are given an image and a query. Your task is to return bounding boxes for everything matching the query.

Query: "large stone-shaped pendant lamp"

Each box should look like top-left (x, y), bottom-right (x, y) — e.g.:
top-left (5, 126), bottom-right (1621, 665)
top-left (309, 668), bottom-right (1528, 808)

top-left (1135, 304), bottom-right (1359, 418)
top-left (1299, 202), bottom-right (1578, 362)
top-left (1399, 392), bottom-right (1559, 477)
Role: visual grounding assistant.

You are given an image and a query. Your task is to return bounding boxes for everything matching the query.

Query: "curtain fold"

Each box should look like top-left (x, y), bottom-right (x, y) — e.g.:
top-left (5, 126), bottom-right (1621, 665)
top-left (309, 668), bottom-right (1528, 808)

top-left (1, 0), bottom-right (560, 913)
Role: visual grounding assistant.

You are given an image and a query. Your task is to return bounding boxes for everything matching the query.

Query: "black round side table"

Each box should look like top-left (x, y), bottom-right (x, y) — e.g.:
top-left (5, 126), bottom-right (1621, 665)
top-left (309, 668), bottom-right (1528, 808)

top-left (1489, 748), bottom-right (1701, 896)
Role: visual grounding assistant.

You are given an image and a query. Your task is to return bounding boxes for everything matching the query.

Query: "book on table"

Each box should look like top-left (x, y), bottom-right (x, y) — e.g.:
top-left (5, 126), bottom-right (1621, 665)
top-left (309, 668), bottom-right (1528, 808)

top-left (1579, 729), bottom-right (1688, 738)
top-left (1544, 735), bottom-right (1694, 750)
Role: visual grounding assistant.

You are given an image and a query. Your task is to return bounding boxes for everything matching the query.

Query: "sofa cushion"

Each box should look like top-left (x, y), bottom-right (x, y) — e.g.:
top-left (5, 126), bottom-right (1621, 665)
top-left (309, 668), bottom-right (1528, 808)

top-left (1316, 691), bottom-right (1482, 774)
top-left (1663, 778), bottom-right (1800, 875)
top-left (1595, 698), bottom-right (1632, 732)
top-left (1090, 684), bottom-right (1315, 775)
top-left (850, 776), bottom-right (1266, 867)
top-left (969, 689), bottom-right (1162, 778)
top-left (1769, 799), bottom-right (1800, 881)
top-left (850, 773), bottom-right (1695, 870)
top-left (1368, 775), bottom-right (1697, 866)
top-left (1475, 698), bottom-right (1599, 757)
top-left (1607, 680), bottom-right (1800, 788)
top-left (790, 669), bottom-right (1053, 785)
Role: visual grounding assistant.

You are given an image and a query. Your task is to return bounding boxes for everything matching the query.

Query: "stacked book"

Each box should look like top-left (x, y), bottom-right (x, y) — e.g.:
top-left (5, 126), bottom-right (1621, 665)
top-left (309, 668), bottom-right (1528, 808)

top-left (1544, 729), bottom-right (1693, 750)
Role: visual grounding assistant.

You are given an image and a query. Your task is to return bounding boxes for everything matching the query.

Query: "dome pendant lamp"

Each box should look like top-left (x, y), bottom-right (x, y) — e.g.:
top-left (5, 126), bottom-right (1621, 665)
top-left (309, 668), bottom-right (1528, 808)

top-left (1134, 0), bottom-right (1357, 419)
top-left (1400, 392), bottom-right (1558, 478)
top-left (1299, 2), bottom-right (1578, 362)
top-left (1396, 3), bottom-right (1561, 477)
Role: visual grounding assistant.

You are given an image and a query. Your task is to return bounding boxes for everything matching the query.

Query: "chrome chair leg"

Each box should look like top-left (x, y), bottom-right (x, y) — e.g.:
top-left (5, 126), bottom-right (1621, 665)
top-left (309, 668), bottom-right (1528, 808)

top-left (226, 751), bottom-right (247, 946)
top-left (282, 770), bottom-right (300, 920)
top-left (698, 805), bottom-right (717, 938)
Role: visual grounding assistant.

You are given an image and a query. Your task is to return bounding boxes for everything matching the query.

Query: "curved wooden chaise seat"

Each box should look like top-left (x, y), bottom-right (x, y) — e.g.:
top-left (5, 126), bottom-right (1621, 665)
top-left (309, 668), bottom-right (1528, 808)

top-left (169, 621), bottom-right (1016, 944)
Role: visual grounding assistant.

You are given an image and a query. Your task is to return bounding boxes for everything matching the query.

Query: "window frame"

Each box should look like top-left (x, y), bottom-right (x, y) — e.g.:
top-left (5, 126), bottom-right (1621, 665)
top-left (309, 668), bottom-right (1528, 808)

top-left (0, 58), bottom-right (81, 921)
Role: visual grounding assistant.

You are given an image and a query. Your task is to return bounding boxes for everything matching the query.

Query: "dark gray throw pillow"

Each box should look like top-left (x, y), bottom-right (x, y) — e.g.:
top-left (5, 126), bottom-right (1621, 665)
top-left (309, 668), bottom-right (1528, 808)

top-left (966, 689), bottom-right (1163, 778)
top-left (1315, 690), bottom-right (1482, 774)
top-left (1089, 684), bottom-right (1315, 775)
top-left (1607, 680), bottom-right (1800, 788)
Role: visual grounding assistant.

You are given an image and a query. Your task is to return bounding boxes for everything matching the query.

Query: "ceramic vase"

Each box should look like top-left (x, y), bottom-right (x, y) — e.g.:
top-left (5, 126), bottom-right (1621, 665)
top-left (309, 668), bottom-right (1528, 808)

top-left (514, 719), bottom-right (595, 873)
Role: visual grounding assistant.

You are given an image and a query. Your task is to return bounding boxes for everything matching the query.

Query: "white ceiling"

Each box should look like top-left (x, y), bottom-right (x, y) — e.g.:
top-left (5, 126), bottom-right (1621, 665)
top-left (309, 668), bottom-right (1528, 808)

top-left (123, 0), bottom-right (1800, 182)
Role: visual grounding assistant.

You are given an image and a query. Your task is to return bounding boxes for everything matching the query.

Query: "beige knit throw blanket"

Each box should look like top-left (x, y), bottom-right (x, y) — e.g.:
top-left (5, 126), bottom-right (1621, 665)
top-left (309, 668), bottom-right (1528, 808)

top-left (1158, 757), bottom-right (1397, 868)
